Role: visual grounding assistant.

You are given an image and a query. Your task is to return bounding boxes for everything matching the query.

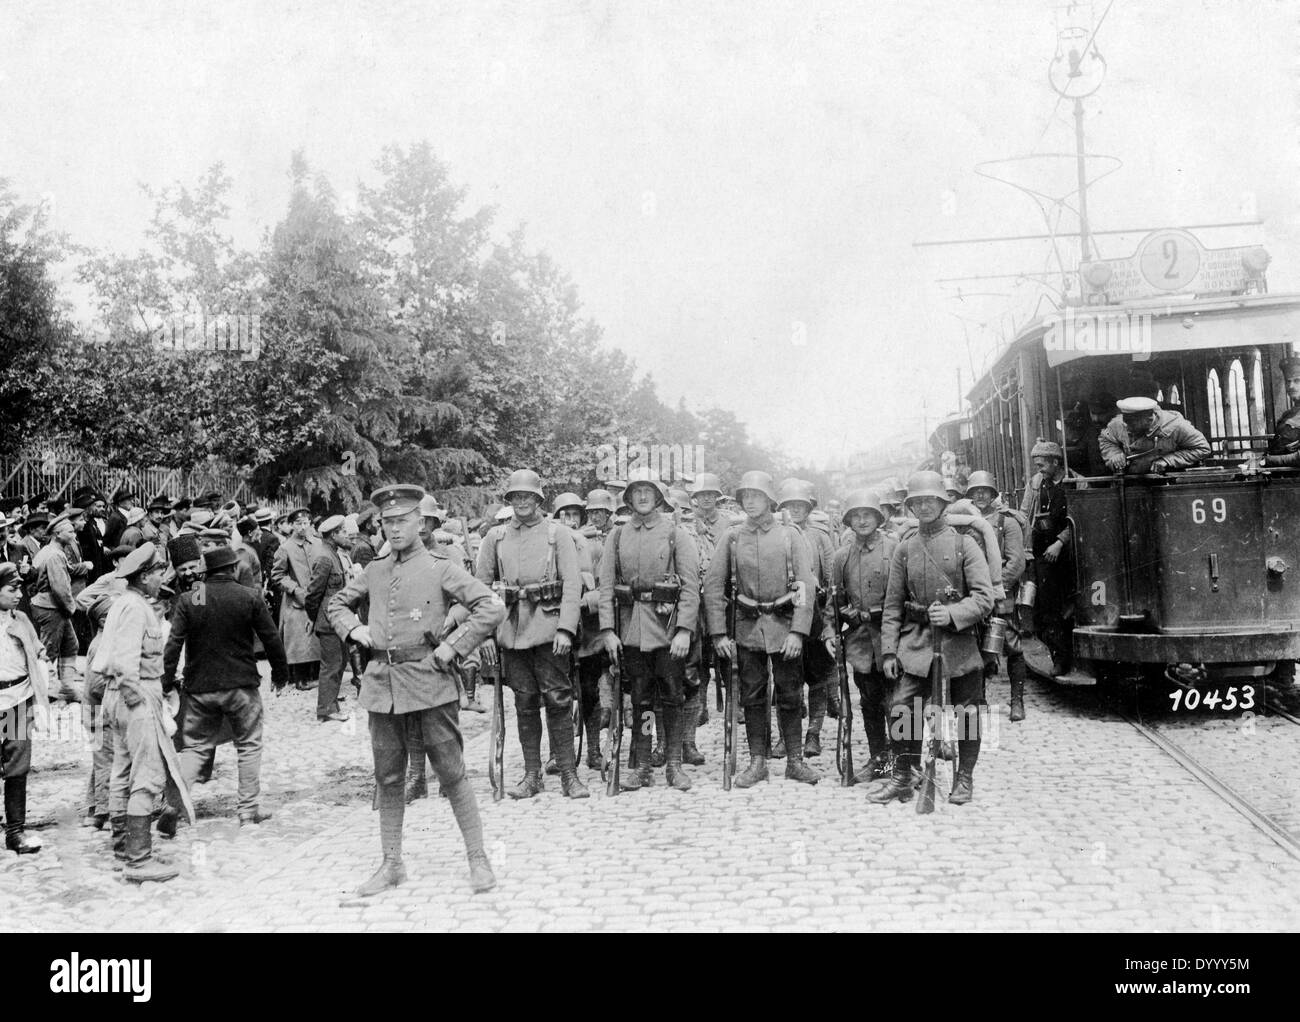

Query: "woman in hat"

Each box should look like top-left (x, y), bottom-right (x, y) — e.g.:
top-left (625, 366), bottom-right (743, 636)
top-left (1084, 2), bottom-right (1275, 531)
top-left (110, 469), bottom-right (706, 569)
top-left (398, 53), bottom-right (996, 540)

top-left (94, 542), bottom-right (194, 882)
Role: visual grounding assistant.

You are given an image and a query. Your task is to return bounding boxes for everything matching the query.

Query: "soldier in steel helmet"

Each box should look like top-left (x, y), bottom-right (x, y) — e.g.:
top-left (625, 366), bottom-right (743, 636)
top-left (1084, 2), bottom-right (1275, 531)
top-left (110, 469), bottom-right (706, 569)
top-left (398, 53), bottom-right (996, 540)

top-left (869, 471), bottom-right (994, 806)
top-left (778, 478), bottom-right (837, 761)
top-left (1019, 440), bottom-right (1075, 676)
top-left (475, 469), bottom-right (587, 799)
top-left (826, 489), bottom-right (897, 781)
top-left (328, 484), bottom-right (505, 896)
top-left (966, 471), bottom-right (1029, 721)
top-left (683, 472), bottom-right (727, 751)
top-left (703, 471), bottom-right (820, 786)
top-left (598, 470), bottom-right (700, 790)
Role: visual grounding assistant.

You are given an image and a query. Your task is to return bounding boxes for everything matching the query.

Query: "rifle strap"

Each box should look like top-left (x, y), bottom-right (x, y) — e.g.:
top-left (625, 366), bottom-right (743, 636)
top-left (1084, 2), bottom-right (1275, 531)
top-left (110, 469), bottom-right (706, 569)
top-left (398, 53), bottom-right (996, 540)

top-left (615, 517), bottom-right (676, 584)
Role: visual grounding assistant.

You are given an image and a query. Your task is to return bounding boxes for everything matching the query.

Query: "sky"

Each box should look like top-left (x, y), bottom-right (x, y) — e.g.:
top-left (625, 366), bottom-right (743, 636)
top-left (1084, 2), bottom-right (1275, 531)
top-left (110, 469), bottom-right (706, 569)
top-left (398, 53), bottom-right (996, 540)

top-left (2, 0), bottom-right (1297, 467)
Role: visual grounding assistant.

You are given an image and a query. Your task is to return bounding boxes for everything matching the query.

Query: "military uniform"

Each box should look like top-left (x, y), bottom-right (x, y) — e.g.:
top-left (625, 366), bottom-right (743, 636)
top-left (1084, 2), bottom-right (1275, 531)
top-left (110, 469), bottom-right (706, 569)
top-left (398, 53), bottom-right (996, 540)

top-left (328, 484), bottom-right (504, 896)
top-left (597, 479), bottom-right (700, 790)
top-left (875, 478), bottom-right (994, 805)
top-left (29, 525), bottom-right (83, 701)
top-left (305, 520), bottom-right (351, 722)
top-left (967, 472), bottom-right (1029, 722)
top-left (787, 497), bottom-right (837, 759)
top-left (827, 509), bottom-right (896, 777)
top-left (474, 471), bottom-right (585, 798)
top-left (702, 472), bottom-right (819, 786)
top-left (0, 562), bottom-right (49, 854)
top-left (1020, 457), bottom-right (1074, 674)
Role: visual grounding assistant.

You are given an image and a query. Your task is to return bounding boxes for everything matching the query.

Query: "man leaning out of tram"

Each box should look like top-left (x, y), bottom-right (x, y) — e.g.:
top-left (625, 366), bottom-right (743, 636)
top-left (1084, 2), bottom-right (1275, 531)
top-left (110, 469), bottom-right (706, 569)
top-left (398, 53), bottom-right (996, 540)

top-left (1097, 396), bottom-right (1211, 475)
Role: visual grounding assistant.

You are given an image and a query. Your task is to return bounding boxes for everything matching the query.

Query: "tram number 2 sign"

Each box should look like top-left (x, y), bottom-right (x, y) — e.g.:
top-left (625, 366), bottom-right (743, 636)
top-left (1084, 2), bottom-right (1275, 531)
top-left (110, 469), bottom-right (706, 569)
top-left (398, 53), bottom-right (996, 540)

top-left (1191, 497), bottom-right (1227, 524)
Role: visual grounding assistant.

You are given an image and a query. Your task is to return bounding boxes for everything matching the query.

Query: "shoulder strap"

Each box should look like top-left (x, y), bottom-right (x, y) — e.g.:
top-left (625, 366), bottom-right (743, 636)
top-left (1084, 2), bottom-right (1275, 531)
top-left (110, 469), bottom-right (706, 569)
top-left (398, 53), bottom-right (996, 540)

top-left (546, 522), bottom-right (558, 581)
top-left (728, 529), bottom-right (740, 596)
top-left (492, 524), bottom-right (508, 583)
top-left (613, 524), bottom-right (626, 585)
top-left (667, 520), bottom-right (677, 576)
top-left (783, 526), bottom-right (794, 588)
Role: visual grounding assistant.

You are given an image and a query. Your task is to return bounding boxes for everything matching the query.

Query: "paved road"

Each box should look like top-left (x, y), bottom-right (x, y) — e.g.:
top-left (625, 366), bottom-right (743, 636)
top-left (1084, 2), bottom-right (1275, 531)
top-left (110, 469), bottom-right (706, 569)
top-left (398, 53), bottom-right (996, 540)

top-left (5, 663), bottom-right (1300, 932)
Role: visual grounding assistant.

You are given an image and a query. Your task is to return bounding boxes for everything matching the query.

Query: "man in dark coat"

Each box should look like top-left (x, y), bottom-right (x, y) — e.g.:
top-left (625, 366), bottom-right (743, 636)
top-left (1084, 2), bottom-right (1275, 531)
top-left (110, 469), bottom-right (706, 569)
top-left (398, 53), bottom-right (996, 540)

top-left (162, 546), bottom-right (288, 825)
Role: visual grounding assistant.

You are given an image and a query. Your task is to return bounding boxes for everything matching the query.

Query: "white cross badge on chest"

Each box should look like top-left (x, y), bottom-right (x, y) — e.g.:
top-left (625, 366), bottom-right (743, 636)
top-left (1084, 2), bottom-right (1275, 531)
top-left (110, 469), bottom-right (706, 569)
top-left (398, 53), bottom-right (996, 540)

top-left (409, 607), bottom-right (423, 622)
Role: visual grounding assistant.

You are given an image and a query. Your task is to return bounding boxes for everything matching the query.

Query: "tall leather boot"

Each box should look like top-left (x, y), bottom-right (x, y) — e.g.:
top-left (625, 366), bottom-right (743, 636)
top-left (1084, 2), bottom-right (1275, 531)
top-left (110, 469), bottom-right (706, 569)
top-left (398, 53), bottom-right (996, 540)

top-left (3, 777), bottom-right (41, 854)
top-left (549, 708), bottom-right (589, 799)
top-left (357, 782), bottom-right (407, 895)
top-left (508, 707), bottom-right (545, 799)
top-left (110, 815), bottom-right (129, 861)
top-left (1008, 653), bottom-right (1026, 722)
top-left (663, 703), bottom-right (692, 790)
top-left (122, 815), bottom-right (178, 882)
top-left (781, 708), bottom-right (819, 784)
top-left (769, 706), bottom-right (786, 759)
top-left (680, 690), bottom-right (705, 765)
top-left (57, 656), bottom-right (83, 703)
top-left (949, 739), bottom-right (980, 805)
top-left (584, 703), bottom-right (603, 770)
top-left (734, 708), bottom-right (769, 787)
top-left (805, 681), bottom-right (827, 757)
top-left (864, 752), bottom-right (915, 804)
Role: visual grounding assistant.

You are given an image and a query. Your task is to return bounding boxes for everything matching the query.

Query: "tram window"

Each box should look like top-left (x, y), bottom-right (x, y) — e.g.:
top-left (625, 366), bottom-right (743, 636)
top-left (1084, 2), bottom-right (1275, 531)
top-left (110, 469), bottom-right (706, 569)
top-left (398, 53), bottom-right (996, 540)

top-left (1169, 383), bottom-right (1180, 406)
top-left (1156, 387), bottom-right (1164, 402)
top-left (1250, 354), bottom-right (1266, 435)
top-left (1227, 359), bottom-right (1249, 451)
top-left (1207, 368), bottom-right (1226, 452)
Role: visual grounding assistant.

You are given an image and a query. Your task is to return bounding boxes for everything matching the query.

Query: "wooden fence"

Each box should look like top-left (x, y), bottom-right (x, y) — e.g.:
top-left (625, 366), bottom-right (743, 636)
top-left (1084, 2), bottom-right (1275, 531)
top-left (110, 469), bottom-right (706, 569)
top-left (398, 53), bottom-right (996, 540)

top-left (0, 441), bottom-right (256, 508)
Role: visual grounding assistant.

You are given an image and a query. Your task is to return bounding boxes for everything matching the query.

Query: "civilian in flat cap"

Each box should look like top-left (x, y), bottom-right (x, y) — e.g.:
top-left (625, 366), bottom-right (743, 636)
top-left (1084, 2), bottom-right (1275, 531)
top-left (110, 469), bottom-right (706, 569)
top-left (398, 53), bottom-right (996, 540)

top-left (304, 514), bottom-right (354, 723)
top-left (95, 543), bottom-right (194, 881)
top-left (1264, 357), bottom-right (1300, 468)
top-left (29, 512), bottom-right (91, 702)
top-left (0, 561), bottom-right (50, 853)
top-left (1099, 396), bottom-right (1211, 475)
top-left (162, 545), bottom-right (287, 827)
top-left (328, 484), bottom-right (505, 896)
top-left (271, 507), bottom-right (322, 689)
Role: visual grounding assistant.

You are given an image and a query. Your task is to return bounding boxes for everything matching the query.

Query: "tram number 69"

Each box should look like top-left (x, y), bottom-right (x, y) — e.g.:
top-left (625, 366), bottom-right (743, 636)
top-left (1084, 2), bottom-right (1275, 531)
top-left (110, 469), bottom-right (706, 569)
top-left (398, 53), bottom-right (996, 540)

top-left (1191, 498), bottom-right (1227, 524)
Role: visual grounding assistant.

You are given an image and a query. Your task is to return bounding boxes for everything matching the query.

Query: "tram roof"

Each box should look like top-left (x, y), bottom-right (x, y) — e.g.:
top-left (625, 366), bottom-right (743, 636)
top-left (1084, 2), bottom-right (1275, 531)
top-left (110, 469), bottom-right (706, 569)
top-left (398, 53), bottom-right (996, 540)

top-left (969, 291), bottom-right (1300, 401)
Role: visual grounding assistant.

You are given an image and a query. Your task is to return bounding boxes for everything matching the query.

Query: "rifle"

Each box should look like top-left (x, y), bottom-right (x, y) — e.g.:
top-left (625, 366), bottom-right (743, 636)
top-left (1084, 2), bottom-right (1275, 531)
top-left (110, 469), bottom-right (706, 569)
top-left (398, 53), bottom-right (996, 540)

top-left (829, 581), bottom-right (855, 788)
top-left (570, 654), bottom-right (584, 764)
top-left (604, 632), bottom-right (627, 796)
top-left (488, 653), bottom-right (506, 802)
top-left (722, 541), bottom-right (740, 791)
top-left (916, 613), bottom-right (945, 815)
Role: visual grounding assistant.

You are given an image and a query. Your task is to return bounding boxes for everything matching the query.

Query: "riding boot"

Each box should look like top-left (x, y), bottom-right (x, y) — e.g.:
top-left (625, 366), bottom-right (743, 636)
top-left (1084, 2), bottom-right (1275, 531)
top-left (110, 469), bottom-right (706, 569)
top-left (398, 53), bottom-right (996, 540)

top-left (548, 707), bottom-right (589, 798)
top-left (122, 815), bottom-right (178, 882)
top-left (584, 707), bottom-right (604, 771)
top-left (663, 703), bottom-right (691, 790)
top-left (110, 815), bottom-right (129, 860)
top-left (680, 690), bottom-right (705, 765)
top-left (864, 753), bottom-right (915, 804)
top-left (3, 777), bottom-right (41, 854)
top-left (734, 707), bottom-right (769, 787)
top-left (1008, 653), bottom-right (1026, 722)
top-left (507, 704), bottom-right (545, 798)
top-left (57, 656), bottom-right (83, 703)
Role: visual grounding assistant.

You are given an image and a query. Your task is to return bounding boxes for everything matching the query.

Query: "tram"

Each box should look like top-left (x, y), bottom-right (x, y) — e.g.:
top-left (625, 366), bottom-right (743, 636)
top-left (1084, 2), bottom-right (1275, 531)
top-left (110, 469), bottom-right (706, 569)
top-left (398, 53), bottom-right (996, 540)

top-left (961, 230), bottom-right (1300, 686)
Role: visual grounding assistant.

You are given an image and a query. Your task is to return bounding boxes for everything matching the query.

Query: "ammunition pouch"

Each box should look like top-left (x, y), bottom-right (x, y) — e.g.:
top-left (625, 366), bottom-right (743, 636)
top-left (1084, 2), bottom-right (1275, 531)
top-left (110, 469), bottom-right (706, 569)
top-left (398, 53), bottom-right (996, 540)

top-left (494, 583), bottom-right (521, 607)
top-left (736, 591), bottom-right (796, 620)
top-left (903, 600), bottom-right (930, 624)
top-left (523, 580), bottom-right (564, 604)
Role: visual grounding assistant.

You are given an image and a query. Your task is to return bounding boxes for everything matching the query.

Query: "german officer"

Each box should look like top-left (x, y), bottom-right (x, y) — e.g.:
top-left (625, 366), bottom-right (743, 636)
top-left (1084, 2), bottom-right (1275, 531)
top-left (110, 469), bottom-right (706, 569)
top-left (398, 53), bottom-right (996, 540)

top-left (598, 470), bottom-right (700, 790)
top-left (475, 469), bottom-right (586, 799)
top-left (778, 478), bottom-right (836, 759)
top-left (1264, 357), bottom-right (1300, 467)
top-left (0, 562), bottom-right (49, 853)
top-left (870, 471), bottom-right (994, 806)
top-left (966, 471), bottom-right (1029, 721)
top-left (703, 471), bottom-right (819, 786)
top-left (826, 490), bottom-right (896, 781)
top-left (328, 484), bottom-right (505, 896)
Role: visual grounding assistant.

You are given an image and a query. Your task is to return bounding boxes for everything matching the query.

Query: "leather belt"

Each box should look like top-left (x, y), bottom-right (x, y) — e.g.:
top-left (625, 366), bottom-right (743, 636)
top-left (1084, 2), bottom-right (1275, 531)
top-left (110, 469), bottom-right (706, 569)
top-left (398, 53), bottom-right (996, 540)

top-left (0, 674), bottom-right (27, 690)
top-left (372, 644), bottom-right (431, 665)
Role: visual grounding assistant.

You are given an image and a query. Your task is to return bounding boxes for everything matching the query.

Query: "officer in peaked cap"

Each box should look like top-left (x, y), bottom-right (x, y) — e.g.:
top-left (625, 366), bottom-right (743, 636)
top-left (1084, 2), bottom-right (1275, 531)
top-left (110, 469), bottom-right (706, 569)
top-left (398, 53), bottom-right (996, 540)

top-left (328, 483), bottom-right (505, 896)
top-left (1098, 395), bottom-right (1210, 475)
top-left (473, 470), bottom-right (587, 799)
top-left (1265, 356), bottom-right (1300, 467)
top-left (702, 471), bottom-right (819, 787)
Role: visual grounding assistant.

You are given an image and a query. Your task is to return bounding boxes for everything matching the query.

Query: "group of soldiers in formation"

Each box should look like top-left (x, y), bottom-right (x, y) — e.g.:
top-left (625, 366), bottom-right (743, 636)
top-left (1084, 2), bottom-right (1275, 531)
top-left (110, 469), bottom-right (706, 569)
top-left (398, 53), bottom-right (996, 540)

top-left (0, 381), bottom-right (1247, 895)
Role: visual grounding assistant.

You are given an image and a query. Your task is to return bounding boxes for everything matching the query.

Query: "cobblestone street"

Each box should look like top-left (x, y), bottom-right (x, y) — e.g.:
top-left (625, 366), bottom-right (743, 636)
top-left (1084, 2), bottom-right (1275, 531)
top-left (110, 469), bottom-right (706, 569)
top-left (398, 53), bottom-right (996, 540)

top-left (5, 658), bottom-right (1300, 933)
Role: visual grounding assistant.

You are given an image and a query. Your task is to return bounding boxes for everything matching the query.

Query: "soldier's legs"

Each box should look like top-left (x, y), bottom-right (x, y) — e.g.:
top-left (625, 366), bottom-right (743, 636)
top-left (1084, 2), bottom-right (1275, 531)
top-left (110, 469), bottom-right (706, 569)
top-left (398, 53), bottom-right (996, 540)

top-left (32, 606), bottom-right (81, 702)
top-left (316, 632), bottom-right (345, 720)
top-left (358, 711), bottom-right (409, 894)
top-left (577, 651), bottom-right (606, 767)
top-left (533, 646), bottom-right (579, 782)
top-left (802, 639), bottom-right (835, 754)
top-left (405, 713), bottom-right (428, 801)
top-left (501, 649), bottom-right (542, 771)
top-left (949, 670), bottom-right (986, 804)
top-left (647, 646), bottom-right (688, 787)
top-left (772, 654), bottom-right (817, 781)
top-left (680, 637), bottom-right (705, 764)
top-left (418, 705), bottom-right (486, 856)
top-left (736, 647), bottom-right (771, 759)
top-left (1004, 617), bottom-right (1027, 721)
top-left (888, 672), bottom-right (928, 773)
top-left (853, 667), bottom-right (890, 760)
top-left (115, 697), bottom-right (167, 818)
top-left (1, 703), bottom-right (38, 851)
top-left (622, 647), bottom-right (658, 781)
top-left (85, 687), bottom-right (112, 819)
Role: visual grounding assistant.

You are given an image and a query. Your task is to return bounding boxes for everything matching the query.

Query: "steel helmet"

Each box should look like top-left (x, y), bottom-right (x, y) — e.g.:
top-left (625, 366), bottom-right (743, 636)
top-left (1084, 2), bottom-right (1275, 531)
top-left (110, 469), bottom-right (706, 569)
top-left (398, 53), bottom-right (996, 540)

top-left (689, 472), bottom-right (723, 497)
top-left (503, 469), bottom-right (544, 500)
top-left (552, 492), bottom-right (586, 516)
top-left (903, 470), bottom-right (950, 505)
top-left (419, 495), bottom-right (444, 523)
top-left (965, 471), bottom-right (998, 496)
top-left (777, 478), bottom-right (816, 509)
top-left (625, 467), bottom-right (669, 509)
top-left (735, 470), bottom-right (777, 505)
top-left (584, 489), bottom-right (616, 513)
top-left (943, 476), bottom-right (968, 498)
top-left (843, 489), bottom-right (884, 522)
top-left (668, 487), bottom-right (691, 510)
top-left (1030, 439), bottom-right (1063, 460)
